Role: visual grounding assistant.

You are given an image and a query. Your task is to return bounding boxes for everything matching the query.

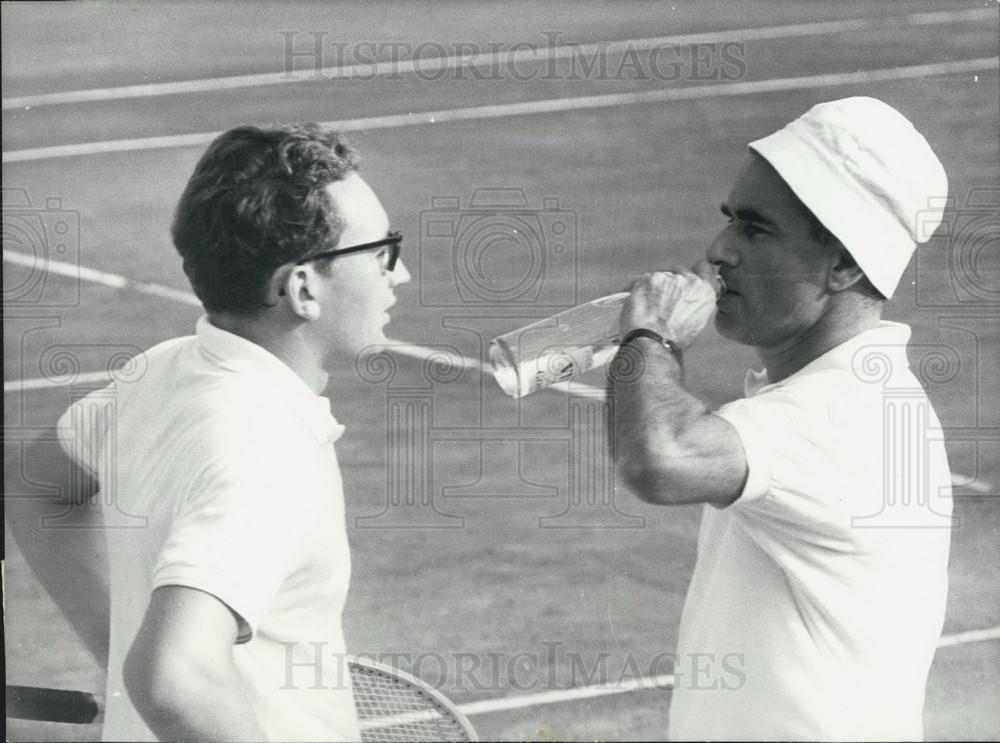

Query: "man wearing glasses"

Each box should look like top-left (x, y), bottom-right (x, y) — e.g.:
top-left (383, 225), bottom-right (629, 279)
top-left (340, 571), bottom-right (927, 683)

top-left (9, 123), bottom-right (409, 741)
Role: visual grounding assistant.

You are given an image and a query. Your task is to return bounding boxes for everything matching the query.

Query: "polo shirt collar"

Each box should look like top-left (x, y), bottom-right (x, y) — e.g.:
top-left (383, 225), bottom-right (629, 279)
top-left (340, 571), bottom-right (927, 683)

top-left (745, 321), bottom-right (912, 396)
top-left (195, 316), bottom-right (345, 444)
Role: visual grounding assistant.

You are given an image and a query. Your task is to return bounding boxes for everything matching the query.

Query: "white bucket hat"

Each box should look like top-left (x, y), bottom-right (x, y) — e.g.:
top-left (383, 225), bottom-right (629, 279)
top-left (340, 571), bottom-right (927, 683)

top-left (748, 96), bottom-right (948, 298)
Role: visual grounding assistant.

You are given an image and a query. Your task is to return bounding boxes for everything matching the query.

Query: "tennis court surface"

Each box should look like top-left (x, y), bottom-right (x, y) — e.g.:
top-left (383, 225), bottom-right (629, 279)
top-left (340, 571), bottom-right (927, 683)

top-left (4, 2), bottom-right (998, 740)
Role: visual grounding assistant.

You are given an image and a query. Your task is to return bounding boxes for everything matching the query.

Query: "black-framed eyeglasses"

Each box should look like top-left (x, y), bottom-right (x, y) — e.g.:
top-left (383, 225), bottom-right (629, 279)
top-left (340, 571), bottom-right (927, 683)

top-left (297, 231), bottom-right (402, 271)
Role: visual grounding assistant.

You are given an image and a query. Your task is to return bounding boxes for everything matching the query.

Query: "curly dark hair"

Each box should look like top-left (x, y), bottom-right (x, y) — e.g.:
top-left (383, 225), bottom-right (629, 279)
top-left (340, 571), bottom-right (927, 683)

top-left (172, 123), bottom-right (360, 313)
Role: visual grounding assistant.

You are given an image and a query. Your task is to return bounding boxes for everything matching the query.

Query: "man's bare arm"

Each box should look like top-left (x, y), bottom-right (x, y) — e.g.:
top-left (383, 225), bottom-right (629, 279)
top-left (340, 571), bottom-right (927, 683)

top-left (5, 430), bottom-right (109, 668)
top-left (124, 585), bottom-right (265, 741)
top-left (608, 269), bottom-right (748, 506)
top-left (609, 338), bottom-right (746, 505)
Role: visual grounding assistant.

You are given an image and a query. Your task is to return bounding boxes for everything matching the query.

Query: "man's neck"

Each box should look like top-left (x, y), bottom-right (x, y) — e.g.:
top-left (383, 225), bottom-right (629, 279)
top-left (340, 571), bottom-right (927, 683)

top-left (207, 313), bottom-right (329, 394)
top-left (756, 302), bottom-right (882, 383)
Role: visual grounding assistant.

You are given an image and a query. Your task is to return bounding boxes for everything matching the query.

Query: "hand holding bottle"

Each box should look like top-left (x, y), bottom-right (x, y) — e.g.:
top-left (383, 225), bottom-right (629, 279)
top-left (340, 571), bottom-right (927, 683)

top-left (619, 261), bottom-right (720, 350)
top-left (488, 261), bottom-right (723, 398)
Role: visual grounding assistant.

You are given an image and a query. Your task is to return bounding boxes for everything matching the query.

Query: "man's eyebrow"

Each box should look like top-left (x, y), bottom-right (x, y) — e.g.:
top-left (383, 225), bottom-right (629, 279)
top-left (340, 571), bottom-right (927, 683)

top-left (720, 202), bottom-right (777, 227)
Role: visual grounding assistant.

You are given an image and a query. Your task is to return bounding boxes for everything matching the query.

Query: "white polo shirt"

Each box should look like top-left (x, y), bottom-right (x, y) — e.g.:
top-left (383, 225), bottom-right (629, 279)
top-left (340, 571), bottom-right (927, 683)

top-left (58, 317), bottom-right (359, 742)
top-left (668, 322), bottom-right (952, 741)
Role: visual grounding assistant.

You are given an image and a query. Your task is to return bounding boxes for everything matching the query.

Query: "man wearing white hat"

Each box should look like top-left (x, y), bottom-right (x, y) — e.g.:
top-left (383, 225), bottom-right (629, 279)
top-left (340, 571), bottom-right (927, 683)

top-left (608, 97), bottom-right (952, 740)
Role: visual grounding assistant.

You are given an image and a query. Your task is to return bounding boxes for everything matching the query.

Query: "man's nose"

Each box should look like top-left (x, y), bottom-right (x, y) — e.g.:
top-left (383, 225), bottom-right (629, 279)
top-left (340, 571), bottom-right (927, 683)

top-left (706, 229), bottom-right (738, 267)
top-left (390, 258), bottom-right (411, 286)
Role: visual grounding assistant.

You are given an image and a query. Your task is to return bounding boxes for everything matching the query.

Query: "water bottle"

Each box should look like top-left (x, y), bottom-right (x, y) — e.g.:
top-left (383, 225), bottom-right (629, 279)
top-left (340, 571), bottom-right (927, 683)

top-left (488, 292), bottom-right (630, 398)
top-left (489, 275), bottom-right (724, 398)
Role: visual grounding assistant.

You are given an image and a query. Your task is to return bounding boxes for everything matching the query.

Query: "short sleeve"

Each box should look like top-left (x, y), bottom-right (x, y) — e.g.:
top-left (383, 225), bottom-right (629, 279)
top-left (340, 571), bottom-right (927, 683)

top-left (713, 384), bottom-right (856, 553)
top-left (56, 385), bottom-right (119, 479)
top-left (710, 400), bottom-right (780, 505)
top-left (151, 414), bottom-right (331, 641)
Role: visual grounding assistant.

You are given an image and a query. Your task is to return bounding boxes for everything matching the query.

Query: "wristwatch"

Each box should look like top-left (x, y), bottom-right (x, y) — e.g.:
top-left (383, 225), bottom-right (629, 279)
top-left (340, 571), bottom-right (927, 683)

top-left (620, 328), bottom-right (683, 361)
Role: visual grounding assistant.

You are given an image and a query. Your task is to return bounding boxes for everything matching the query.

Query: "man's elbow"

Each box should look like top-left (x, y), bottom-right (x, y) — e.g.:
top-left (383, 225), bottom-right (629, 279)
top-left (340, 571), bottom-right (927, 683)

top-left (123, 641), bottom-right (198, 727)
top-left (616, 440), bottom-right (720, 505)
top-left (615, 449), bottom-right (681, 505)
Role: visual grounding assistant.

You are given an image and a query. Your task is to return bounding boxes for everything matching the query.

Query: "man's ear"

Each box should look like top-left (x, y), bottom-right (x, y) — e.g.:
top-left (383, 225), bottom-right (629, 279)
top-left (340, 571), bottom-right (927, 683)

top-left (278, 265), bottom-right (322, 321)
top-left (827, 247), bottom-right (866, 293)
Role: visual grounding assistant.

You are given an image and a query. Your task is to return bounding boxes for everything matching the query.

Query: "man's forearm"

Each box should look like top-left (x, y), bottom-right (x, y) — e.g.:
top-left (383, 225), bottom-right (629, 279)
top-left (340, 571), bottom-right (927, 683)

top-left (127, 656), bottom-right (264, 742)
top-left (124, 585), bottom-right (266, 741)
top-left (608, 338), bottom-right (709, 497)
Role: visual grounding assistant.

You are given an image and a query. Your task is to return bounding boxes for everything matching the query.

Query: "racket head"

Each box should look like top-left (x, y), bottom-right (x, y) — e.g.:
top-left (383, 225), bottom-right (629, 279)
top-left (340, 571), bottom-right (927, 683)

top-left (347, 655), bottom-right (478, 742)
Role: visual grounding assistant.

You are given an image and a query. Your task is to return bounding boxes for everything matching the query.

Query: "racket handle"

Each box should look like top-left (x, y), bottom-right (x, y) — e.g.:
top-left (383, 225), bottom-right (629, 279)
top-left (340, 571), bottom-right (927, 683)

top-left (6, 685), bottom-right (102, 724)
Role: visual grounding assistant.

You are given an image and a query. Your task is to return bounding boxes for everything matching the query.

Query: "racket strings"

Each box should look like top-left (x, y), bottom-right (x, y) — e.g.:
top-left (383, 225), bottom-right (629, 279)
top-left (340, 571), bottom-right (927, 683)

top-left (349, 663), bottom-right (472, 742)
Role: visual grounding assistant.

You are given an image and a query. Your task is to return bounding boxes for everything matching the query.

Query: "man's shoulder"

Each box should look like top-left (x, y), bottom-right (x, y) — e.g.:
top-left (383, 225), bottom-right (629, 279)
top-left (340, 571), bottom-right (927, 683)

top-left (114, 346), bottom-right (312, 449)
top-left (737, 363), bottom-right (927, 421)
top-left (124, 334), bottom-right (291, 411)
top-left (178, 376), bottom-right (309, 437)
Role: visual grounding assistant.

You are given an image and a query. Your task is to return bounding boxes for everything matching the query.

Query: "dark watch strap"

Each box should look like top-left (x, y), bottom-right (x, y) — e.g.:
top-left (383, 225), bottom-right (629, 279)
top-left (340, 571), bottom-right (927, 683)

top-left (620, 328), bottom-right (683, 359)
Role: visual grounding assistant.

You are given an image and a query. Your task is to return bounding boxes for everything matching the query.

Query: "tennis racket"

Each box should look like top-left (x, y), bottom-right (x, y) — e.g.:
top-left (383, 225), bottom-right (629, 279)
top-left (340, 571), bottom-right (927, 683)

top-left (6, 655), bottom-right (478, 742)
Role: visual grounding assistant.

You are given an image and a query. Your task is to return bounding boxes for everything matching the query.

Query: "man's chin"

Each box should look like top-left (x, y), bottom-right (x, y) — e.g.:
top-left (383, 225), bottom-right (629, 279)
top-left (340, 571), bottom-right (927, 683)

top-left (714, 314), bottom-right (750, 345)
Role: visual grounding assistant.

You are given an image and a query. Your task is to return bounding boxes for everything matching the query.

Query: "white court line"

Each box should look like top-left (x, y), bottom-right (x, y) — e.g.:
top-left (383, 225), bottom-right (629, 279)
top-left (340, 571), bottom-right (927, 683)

top-left (17, 621), bottom-right (996, 724)
top-left (1, 8), bottom-right (992, 111)
top-left (0, 248), bottom-right (599, 397)
top-left (935, 626), bottom-right (1000, 648)
top-left (458, 673), bottom-right (677, 716)
top-left (951, 473), bottom-right (995, 495)
top-left (10, 625), bottom-right (997, 724)
top-left (3, 248), bottom-right (128, 289)
top-left (6, 370), bottom-right (121, 393)
top-left (4, 57), bottom-right (997, 164)
top-left (453, 626), bottom-right (998, 716)
top-left (378, 340), bottom-right (486, 373)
